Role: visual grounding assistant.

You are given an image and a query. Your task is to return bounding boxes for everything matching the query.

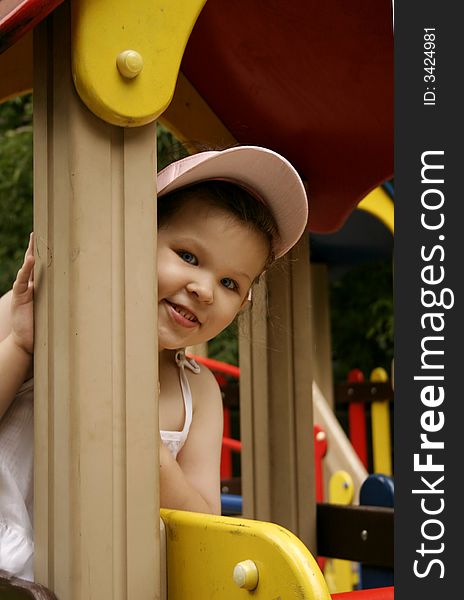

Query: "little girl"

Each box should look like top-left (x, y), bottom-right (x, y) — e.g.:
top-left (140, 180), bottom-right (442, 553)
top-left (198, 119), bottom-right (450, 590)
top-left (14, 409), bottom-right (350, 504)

top-left (0, 145), bottom-right (308, 578)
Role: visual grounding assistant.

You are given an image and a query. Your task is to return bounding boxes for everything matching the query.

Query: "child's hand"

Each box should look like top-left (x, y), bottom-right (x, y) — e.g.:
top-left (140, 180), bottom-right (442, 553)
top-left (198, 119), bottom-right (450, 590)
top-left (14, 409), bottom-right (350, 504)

top-left (11, 233), bottom-right (35, 355)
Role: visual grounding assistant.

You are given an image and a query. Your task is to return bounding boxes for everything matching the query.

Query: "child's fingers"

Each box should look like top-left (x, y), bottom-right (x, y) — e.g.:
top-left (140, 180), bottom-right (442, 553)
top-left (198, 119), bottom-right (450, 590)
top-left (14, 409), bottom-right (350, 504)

top-left (28, 233), bottom-right (35, 282)
top-left (13, 240), bottom-right (35, 294)
top-left (25, 232), bottom-right (34, 258)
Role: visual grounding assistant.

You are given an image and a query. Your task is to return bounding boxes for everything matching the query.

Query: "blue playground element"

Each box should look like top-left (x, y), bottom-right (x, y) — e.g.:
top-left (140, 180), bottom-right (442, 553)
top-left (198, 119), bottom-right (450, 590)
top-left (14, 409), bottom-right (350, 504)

top-left (382, 180), bottom-right (394, 199)
top-left (360, 474), bottom-right (394, 589)
top-left (221, 494), bottom-right (243, 516)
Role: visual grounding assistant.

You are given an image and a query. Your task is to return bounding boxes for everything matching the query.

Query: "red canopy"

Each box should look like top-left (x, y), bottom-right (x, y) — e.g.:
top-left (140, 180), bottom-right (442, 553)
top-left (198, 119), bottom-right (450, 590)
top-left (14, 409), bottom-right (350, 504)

top-left (0, 0), bottom-right (393, 232)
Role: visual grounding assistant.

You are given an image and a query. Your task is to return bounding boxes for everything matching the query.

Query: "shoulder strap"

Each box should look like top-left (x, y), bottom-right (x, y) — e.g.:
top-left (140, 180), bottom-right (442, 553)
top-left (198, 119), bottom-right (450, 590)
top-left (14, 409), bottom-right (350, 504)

top-left (175, 349), bottom-right (201, 374)
top-left (174, 350), bottom-right (199, 434)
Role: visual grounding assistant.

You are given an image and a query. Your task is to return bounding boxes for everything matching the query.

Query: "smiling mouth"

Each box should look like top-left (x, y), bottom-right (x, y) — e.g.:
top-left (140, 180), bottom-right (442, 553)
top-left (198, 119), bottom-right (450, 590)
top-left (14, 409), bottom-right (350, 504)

top-left (166, 301), bottom-right (200, 324)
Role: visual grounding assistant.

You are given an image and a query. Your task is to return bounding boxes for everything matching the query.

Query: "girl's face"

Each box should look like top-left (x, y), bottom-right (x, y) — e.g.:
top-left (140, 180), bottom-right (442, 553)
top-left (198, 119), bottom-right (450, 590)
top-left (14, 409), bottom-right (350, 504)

top-left (157, 198), bottom-right (269, 351)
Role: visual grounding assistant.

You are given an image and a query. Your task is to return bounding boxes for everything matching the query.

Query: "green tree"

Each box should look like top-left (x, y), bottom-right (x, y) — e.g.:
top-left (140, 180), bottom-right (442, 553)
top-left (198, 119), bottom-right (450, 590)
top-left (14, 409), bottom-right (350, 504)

top-left (156, 123), bottom-right (188, 170)
top-left (329, 259), bottom-right (393, 382)
top-left (0, 94), bottom-right (33, 294)
top-left (208, 321), bottom-right (239, 366)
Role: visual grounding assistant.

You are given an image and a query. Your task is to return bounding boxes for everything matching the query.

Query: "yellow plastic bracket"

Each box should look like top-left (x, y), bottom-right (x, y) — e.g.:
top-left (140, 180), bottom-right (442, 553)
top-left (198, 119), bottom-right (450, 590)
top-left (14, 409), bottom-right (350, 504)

top-left (357, 186), bottom-right (394, 234)
top-left (370, 367), bottom-right (392, 476)
top-left (160, 509), bottom-right (331, 600)
top-left (160, 73), bottom-right (237, 147)
top-left (325, 471), bottom-right (354, 593)
top-left (328, 471), bottom-right (354, 505)
top-left (71, 0), bottom-right (207, 127)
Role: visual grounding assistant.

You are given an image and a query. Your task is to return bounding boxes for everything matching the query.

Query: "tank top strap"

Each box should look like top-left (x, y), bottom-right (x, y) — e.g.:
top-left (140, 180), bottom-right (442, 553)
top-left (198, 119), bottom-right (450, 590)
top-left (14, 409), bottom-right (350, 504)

top-left (175, 349), bottom-right (201, 374)
top-left (174, 350), bottom-right (200, 435)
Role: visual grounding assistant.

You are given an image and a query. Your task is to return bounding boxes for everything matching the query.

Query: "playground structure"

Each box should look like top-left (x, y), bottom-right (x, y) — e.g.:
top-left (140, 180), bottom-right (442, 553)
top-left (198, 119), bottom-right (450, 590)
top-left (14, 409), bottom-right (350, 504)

top-left (0, 1), bottom-right (393, 599)
top-left (197, 357), bottom-right (394, 508)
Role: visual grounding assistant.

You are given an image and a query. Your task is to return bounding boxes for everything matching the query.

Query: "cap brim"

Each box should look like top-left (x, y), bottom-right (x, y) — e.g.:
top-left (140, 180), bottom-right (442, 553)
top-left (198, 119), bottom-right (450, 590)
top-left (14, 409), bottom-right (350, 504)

top-left (157, 146), bottom-right (308, 258)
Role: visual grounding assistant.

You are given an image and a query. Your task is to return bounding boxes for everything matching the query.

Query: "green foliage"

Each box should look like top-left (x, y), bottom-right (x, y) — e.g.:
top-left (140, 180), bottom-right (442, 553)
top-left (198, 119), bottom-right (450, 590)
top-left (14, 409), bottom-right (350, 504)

top-left (0, 94), bottom-right (33, 132)
top-left (0, 95), bottom-right (33, 295)
top-left (208, 321), bottom-right (239, 366)
top-left (157, 123), bottom-right (188, 170)
top-left (329, 260), bottom-right (393, 382)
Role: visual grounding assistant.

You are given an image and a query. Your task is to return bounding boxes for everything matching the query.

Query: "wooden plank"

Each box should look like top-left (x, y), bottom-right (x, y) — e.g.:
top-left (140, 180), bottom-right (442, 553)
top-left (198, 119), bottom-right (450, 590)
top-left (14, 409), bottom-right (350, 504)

top-left (0, 575), bottom-right (57, 599)
top-left (317, 504), bottom-right (394, 567)
top-left (335, 382), bottom-right (393, 404)
top-left (239, 277), bottom-right (271, 522)
top-left (239, 234), bottom-right (315, 553)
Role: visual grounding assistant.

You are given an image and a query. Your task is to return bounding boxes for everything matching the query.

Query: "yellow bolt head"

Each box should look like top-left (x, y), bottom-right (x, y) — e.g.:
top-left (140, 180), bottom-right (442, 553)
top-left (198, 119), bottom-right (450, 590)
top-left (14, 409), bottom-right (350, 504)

top-left (116, 50), bottom-right (144, 79)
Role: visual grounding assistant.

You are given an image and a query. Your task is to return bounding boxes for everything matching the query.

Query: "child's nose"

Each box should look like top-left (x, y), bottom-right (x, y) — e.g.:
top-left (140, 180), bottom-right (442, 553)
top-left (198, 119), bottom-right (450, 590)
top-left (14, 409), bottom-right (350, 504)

top-left (186, 280), bottom-right (214, 303)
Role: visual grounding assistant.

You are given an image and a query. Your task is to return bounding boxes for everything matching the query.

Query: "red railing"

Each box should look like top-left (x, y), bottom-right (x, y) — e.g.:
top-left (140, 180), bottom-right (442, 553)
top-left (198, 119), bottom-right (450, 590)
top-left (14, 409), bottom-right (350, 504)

top-left (332, 587), bottom-right (394, 600)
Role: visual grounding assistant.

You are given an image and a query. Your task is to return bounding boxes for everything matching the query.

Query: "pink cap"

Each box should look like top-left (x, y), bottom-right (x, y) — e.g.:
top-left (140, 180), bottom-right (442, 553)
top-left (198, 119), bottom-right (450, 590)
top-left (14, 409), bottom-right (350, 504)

top-left (157, 146), bottom-right (309, 259)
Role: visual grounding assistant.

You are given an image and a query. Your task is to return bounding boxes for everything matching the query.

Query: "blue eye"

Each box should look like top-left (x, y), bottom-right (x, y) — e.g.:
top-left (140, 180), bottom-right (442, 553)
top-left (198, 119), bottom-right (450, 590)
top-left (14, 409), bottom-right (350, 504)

top-left (179, 251), bottom-right (198, 265)
top-left (221, 277), bottom-right (238, 291)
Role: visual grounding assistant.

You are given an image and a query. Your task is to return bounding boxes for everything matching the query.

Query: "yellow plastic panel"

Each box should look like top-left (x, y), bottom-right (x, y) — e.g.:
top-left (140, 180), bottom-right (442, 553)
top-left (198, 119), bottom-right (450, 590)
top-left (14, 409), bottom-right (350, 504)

top-left (71, 0), bottom-right (207, 127)
top-left (324, 472), bottom-right (354, 593)
top-left (160, 509), bottom-right (330, 600)
top-left (357, 186), bottom-right (394, 234)
top-left (160, 73), bottom-right (236, 147)
top-left (0, 31), bottom-right (32, 104)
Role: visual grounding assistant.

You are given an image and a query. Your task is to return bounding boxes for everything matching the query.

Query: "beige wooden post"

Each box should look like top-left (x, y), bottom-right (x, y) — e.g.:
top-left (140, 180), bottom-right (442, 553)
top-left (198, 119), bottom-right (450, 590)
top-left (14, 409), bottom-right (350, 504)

top-left (311, 264), bottom-right (334, 407)
top-left (239, 234), bottom-right (316, 553)
top-left (33, 5), bottom-right (159, 599)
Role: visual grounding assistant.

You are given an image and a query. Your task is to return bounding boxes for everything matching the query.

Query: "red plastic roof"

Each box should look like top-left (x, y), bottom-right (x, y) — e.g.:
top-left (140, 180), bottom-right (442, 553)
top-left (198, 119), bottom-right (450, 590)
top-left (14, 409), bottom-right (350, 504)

top-left (182, 0), bottom-right (393, 232)
top-left (0, 0), bottom-right (393, 233)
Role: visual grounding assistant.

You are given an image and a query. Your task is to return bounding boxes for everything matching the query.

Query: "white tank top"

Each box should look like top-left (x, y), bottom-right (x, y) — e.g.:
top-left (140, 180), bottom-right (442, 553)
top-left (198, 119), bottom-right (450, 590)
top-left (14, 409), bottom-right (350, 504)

top-left (0, 378), bottom-right (34, 581)
top-left (160, 349), bottom-right (200, 459)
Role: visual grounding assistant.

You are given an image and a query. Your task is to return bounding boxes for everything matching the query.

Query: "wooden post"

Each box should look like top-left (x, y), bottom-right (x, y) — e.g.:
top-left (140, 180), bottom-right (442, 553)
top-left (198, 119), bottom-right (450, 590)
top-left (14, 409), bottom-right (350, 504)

top-left (239, 277), bottom-right (271, 522)
top-left (239, 234), bottom-right (316, 553)
top-left (33, 4), bottom-right (159, 598)
top-left (311, 264), bottom-right (334, 407)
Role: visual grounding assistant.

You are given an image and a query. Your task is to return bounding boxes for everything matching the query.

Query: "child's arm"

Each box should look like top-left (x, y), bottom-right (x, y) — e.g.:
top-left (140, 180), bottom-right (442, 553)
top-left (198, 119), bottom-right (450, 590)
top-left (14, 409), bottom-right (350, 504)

top-left (0, 234), bottom-right (34, 420)
top-left (160, 367), bottom-right (223, 514)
